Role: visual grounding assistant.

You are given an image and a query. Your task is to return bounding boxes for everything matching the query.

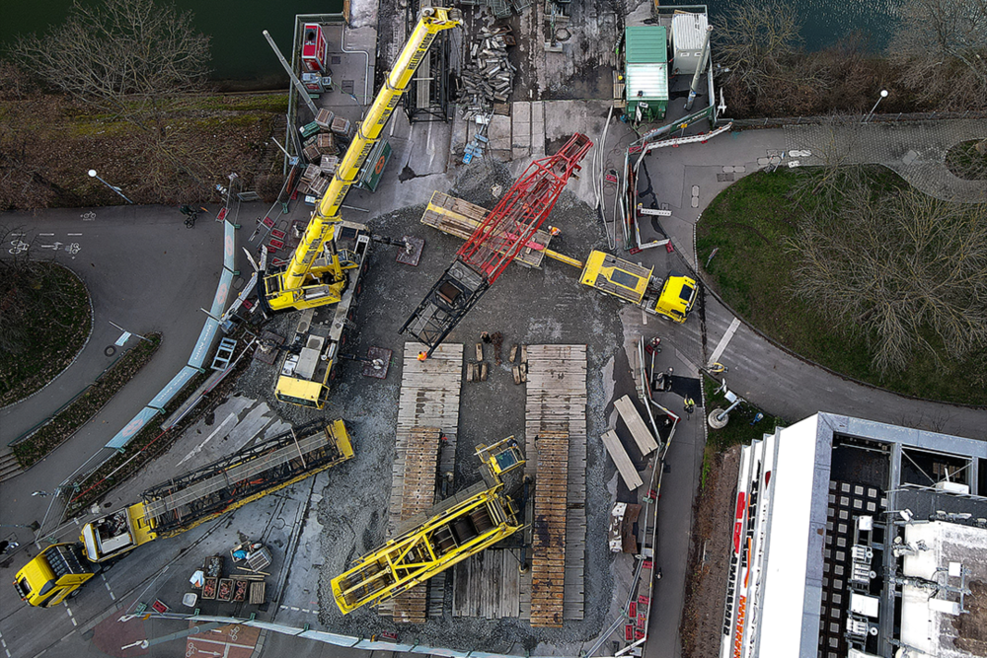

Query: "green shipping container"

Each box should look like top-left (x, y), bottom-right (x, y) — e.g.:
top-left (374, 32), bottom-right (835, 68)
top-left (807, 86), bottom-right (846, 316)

top-left (357, 140), bottom-right (392, 192)
top-left (624, 26), bottom-right (669, 122)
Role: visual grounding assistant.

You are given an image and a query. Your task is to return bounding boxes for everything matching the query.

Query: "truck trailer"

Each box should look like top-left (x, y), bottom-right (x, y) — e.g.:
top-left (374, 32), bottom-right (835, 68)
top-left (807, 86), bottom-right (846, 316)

top-left (14, 420), bottom-right (353, 608)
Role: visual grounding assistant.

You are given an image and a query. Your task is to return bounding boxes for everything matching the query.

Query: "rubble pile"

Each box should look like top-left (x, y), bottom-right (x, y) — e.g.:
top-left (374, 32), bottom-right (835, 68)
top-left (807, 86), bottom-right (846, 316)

top-left (459, 20), bottom-right (516, 117)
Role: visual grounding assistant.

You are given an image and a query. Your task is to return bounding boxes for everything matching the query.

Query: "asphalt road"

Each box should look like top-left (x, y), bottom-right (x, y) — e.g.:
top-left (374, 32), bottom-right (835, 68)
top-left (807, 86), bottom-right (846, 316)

top-left (0, 203), bottom-right (258, 562)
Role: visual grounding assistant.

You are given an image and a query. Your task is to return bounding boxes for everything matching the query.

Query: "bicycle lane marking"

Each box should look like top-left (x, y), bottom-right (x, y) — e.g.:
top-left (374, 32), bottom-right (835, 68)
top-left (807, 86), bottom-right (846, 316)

top-left (707, 316), bottom-right (741, 368)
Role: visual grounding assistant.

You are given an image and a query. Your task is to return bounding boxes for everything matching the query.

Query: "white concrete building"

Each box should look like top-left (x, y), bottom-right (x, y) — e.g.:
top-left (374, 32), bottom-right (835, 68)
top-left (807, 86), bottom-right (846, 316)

top-left (719, 413), bottom-right (987, 658)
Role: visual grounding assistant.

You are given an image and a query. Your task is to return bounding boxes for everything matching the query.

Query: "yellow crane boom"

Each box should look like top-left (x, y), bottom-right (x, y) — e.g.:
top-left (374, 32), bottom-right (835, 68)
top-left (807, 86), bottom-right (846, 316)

top-left (265, 8), bottom-right (462, 311)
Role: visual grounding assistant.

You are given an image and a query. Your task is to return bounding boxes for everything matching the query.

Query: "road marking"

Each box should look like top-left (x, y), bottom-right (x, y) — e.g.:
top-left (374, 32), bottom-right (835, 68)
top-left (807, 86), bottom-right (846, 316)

top-left (191, 637), bottom-right (255, 650)
top-left (68, 233), bottom-right (83, 236)
top-left (177, 412), bottom-right (237, 467)
top-left (39, 233), bottom-right (54, 236)
top-left (66, 607), bottom-right (78, 626)
top-left (707, 317), bottom-right (741, 367)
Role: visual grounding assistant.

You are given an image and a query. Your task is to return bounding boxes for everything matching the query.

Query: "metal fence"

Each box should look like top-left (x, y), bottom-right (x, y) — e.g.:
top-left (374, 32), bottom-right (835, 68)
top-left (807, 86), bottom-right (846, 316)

top-left (723, 109), bottom-right (987, 130)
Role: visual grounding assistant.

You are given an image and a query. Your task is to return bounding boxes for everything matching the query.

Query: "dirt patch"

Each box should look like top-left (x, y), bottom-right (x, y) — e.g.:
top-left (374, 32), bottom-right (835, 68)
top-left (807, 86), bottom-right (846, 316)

top-left (679, 445), bottom-right (741, 658)
top-left (0, 79), bottom-right (288, 210)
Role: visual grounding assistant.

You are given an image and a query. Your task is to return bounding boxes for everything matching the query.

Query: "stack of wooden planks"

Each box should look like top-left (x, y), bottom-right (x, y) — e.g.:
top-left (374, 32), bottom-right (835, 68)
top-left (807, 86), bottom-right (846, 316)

top-left (522, 344), bottom-right (587, 624)
top-left (530, 434), bottom-right (569, 627)
top-left (383, 343), bottom-right (464, 623)
top-left (419, 191), bottom-right (553, 270)
top-left (452, 550), bottom-right (521, 619)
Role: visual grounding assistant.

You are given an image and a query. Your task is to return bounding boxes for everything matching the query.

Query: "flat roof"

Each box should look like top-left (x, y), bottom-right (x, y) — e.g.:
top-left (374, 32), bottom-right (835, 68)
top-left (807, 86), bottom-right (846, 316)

top-left (758, 415), bottom-right (830, 657)
top-left (625, 26), bottom-right (667, 64)
top-left (901, 521), bottom-right (987, 658)
top-left (722, 413), bottom-right (986, 658)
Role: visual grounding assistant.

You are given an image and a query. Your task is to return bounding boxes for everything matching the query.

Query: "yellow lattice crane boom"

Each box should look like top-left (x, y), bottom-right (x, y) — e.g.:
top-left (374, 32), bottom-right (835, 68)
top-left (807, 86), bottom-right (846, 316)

top-left (330, 436), bottom-right (525, 614)
top-left (264, 8), bottom-right (462, 312)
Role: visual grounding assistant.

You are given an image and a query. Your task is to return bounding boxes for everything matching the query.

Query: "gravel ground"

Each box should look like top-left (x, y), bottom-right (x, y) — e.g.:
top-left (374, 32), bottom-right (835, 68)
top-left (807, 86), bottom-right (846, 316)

top-left (233, 159), bottom-right (628, 652)
top-left (679, 445), bottom-right (741, 658)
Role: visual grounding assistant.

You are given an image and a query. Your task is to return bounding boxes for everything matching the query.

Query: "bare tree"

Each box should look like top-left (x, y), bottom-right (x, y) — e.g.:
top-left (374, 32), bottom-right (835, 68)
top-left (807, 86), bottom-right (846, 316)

top-left (713, 1), bottom-right (805, 91)
top-left (787, 189), bottom-right (987, 374)
top-left (945, 138), bottom-right (987, 181)
top-left (888, 0), bottom-right (987, 110)
top-left (10, 0), bottom-right (211, 183)
top-left (787, 113), bottom-right (870, 215)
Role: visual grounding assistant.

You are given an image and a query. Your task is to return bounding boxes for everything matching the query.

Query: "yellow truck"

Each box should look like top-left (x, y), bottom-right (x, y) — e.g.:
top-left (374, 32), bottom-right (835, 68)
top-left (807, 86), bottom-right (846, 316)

top-left (14, 420), bottom-right (353, 607)
top-left (417, 194), bottom-right (699, 323)
top-left (579, 250), bottom-right (697, 322)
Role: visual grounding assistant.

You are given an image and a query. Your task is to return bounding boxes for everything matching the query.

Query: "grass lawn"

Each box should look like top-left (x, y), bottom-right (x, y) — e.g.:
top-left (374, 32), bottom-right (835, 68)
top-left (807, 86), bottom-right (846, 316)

top-left (12, 334), bottom-right (161, 468)
top-left (945, 140), bottom-right (987, 181)
top-left (696, 167), bottom-right (987, 406)
top-left (0, 263), bottom-right (91, 406)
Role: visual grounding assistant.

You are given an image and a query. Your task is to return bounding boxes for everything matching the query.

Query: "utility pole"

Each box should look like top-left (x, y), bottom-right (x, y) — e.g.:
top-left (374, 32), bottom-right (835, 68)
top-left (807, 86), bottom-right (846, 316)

top-left (685, 26), bottom-right (713, 112)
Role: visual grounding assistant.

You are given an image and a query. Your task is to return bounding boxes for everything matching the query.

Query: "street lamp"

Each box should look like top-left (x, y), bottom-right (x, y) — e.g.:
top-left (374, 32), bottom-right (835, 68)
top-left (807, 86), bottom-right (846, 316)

top-left (87, 169), bottom-right (134, 204)
top-left (863, 89), bottom-right (889, 123)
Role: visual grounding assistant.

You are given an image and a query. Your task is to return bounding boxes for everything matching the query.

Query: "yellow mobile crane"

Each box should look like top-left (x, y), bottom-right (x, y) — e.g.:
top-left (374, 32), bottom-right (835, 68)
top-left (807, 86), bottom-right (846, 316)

top-left (419, 192), bottom-right (699, 323)
top-left (263, 7), bottom-right (462, 313)
top-left (14, 421), bottom-right (353, 608)
top-left (331, 436), bottom-right (525, 614)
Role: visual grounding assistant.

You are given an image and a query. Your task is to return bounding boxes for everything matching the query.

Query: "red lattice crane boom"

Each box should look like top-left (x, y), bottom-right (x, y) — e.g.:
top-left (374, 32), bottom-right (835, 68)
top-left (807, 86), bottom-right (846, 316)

top-left (456, 133), bottom-right (593, 282)
top-left (401, 133), bottom-right (593, 353)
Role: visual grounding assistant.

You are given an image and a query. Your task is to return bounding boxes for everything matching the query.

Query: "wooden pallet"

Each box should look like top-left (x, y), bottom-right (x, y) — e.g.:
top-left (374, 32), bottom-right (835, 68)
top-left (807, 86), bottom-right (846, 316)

top-left (530, 436), bottom-right (569, 627)
top-left (522, 344), bottom-right (587, 622)
top-left (420, 192), bottom-right (552, 269)
top-left (452, 550), bottom-right (521, 619)
top-left (383, 342), bottom-right (464, 623)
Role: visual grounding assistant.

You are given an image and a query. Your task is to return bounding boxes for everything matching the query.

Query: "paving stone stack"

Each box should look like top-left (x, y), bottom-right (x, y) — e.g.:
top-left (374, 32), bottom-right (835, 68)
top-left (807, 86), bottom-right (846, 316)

top-left (459, 18), bottom-right (515, 118)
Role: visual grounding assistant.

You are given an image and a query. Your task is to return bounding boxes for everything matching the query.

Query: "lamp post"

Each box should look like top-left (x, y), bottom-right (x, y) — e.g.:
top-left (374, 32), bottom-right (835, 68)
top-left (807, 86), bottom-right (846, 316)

top-left (87, 169), bottom-right (134, 204)
top-left (863, 89), bottom-right (889, 123)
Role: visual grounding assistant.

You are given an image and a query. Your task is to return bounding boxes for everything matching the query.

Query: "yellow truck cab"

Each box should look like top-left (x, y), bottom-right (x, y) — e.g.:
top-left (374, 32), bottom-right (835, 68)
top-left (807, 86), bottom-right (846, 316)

top-left (579, 251), bottom-right (697, 322)
top-left (12, 543), bottom-right (96, 607)
top-left (81, 502), bottom-right (157, 563)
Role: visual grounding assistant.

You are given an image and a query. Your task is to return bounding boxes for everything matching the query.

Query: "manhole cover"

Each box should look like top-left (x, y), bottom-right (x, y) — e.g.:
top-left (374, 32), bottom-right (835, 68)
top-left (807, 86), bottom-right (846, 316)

top-left (341, 80), bottom-right (355, 95)
top-left (331, 56), bottom-right (341, 65)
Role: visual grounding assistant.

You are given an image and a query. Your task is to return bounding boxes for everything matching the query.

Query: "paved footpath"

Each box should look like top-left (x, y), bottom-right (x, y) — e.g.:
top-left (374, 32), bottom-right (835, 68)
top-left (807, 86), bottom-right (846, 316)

top-left (0, 204), bottom-right (256, 554)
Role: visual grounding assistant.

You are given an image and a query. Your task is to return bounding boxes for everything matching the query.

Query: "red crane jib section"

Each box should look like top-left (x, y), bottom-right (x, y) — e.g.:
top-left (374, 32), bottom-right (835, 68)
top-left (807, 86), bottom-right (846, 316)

top-left (456, 133), bottom-right (593, 284)
top-left (400, 133), bottom-right (593, 353)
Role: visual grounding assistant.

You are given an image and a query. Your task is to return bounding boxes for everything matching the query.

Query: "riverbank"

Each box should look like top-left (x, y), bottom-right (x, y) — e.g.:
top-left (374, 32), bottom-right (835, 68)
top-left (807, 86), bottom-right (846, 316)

top-left (0, 66), bottom-right (289, 210)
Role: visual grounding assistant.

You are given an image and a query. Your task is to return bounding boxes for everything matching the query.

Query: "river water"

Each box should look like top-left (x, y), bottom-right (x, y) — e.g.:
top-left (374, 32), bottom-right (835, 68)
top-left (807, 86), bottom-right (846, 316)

top-left (2, 0), bottom-right (901, 82)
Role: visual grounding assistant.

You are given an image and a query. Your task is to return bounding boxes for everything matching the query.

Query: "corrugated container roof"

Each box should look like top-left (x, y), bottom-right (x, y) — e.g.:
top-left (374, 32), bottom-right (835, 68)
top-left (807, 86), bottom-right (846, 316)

top-left (625, 26), bottom-right (667, 64)
top-left (671, 12), bottom-right (708, 51)
top-left (626, 62), bottom-right (668, 101)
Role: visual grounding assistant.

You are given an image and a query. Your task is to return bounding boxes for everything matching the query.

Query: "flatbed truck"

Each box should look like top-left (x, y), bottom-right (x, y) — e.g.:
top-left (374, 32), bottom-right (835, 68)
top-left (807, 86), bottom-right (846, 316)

top-left (14, 420), bottom-right (353, 608)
